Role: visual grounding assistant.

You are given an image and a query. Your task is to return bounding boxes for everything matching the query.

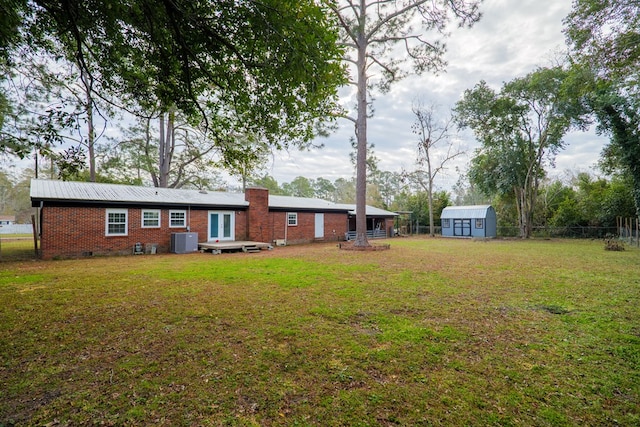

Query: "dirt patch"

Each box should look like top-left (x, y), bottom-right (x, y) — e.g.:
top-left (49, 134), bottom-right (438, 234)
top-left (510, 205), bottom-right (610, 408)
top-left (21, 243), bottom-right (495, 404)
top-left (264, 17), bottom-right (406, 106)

top-left (337, 241), bottom-right (391, 251)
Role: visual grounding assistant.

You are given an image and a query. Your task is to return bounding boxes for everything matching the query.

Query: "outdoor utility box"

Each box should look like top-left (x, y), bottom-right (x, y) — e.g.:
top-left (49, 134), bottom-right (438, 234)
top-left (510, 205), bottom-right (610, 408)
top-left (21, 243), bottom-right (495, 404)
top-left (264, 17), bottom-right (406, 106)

top-left (170, 232), bottom-right (198, 254)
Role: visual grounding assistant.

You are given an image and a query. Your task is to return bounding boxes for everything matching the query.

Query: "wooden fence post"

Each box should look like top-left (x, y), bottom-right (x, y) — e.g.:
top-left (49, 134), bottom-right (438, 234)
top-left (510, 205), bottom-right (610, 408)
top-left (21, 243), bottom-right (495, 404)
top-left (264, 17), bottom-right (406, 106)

top-left (32, 214), bottom-right (38, 257)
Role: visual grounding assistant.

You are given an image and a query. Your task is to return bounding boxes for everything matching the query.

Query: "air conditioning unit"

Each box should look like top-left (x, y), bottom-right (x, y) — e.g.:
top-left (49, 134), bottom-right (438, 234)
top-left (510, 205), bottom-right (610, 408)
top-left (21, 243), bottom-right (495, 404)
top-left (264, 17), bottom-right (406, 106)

top-left (171, 232), bottom-right (198, 254)
top-left (274, 239), bottom-right (286, 246)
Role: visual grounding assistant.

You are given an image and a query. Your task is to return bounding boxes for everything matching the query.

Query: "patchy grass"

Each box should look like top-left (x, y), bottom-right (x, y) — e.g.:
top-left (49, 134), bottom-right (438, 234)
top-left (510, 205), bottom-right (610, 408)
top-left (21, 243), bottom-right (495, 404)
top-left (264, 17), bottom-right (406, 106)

top-left (0, 237), bottom-right (36, 262)
top-left (1, 238), bottom-right (639, 426)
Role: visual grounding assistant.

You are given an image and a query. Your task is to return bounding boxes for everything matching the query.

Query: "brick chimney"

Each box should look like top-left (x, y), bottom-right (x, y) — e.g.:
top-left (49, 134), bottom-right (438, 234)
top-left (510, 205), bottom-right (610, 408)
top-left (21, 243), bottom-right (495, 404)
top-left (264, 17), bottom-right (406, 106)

top-left (245, 187), bottom-right (269, 242)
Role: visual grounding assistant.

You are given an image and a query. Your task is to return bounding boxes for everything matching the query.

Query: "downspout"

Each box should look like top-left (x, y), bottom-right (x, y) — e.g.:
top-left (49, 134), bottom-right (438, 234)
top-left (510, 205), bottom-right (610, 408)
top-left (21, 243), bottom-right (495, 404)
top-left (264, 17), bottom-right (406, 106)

top-left (39, 201), bottom-right (43, 237)
top-left (284, 213), bottom-right (287, 243)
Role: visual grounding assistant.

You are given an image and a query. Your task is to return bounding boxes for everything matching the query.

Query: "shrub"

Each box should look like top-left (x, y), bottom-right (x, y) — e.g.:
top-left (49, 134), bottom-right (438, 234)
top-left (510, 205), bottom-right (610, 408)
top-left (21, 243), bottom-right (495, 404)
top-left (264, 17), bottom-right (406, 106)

top-left (604, 238), bottom-right (625, 251)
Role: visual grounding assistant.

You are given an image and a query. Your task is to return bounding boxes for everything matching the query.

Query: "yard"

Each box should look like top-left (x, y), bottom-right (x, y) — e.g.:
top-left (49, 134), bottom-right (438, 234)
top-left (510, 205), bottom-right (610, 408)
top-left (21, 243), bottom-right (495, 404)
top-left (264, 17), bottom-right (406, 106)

top-left (1, 237), bottom-right (639, 426)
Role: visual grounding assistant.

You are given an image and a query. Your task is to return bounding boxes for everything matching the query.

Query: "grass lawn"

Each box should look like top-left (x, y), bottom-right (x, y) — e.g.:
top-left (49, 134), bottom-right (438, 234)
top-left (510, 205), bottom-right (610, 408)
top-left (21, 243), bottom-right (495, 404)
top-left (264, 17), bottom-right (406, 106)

top-left (1, 237), bottom-right (639, 426)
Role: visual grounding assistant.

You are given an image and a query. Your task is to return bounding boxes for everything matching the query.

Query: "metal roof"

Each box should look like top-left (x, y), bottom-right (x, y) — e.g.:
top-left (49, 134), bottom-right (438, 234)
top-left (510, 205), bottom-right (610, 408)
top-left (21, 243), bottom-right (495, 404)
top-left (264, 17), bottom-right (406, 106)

top-left (30, 180), bottom-right (397, 216)
top-left (30, 179), bottom-right (248, 207)
top-left (336, 204), bottom-right (399, 217)
top-left (441, 205), bottom-right (493, 219)
top-left (269, 195), bottom-right (349, 211)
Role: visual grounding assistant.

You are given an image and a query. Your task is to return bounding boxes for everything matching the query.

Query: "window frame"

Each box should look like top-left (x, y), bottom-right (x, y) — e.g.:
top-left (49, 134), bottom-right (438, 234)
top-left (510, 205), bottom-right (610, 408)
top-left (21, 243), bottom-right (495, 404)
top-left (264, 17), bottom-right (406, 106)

top-left (287, 212), bottom-right (298, 226)
top-left (105, 208), bottom-right (128, 236)
top-left (169, 210), bottom-right (187, 228)
top-left (141, 209), bottom-right (161, 228)
top-left (442, 218), bottom-right (450, 228)
top-left (475, 218), bottom-right (484, 229)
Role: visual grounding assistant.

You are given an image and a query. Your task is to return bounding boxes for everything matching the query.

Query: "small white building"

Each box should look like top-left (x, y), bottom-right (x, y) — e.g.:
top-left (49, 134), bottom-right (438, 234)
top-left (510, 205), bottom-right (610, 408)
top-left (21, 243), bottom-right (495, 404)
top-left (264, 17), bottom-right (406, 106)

top-left (441, 205), bottom-right (497, 238)
top-left (0, 215), bottom-right (16, 225)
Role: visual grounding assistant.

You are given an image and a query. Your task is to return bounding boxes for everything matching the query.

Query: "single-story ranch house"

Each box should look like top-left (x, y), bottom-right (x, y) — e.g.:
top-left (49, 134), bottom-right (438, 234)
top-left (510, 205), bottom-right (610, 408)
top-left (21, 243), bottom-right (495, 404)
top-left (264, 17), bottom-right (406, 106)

top-left (30, 179), bottom-right (398, 259)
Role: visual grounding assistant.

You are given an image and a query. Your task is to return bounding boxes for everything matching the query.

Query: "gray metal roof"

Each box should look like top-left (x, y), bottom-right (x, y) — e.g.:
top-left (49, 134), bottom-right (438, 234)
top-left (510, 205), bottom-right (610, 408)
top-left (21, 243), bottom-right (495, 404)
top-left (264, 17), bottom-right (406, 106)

top-left (336, 204), bottom-right (399, 217)
top-left (268, 195), bottom-right (349, 211)
top-left (441, 205), bottom-right (493, 219)
top-left (30, 179), bottom-right (248, 207)
top-left (30, 180), bottom-right (395, 215)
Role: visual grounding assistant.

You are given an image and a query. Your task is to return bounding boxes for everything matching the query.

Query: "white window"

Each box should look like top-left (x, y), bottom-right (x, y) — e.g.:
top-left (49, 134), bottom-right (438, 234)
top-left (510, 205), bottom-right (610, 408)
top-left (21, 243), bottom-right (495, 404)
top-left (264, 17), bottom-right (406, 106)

top-left (106, 209), bottom-right (128, 236)
top-left (476, 218), bottom-right (484, 229)
top-left (287, 212), bottom-right (298, 226)
top-left (141, 209), bottom-right (161, 228)
top-left (169, 210), bottom-right (187, 228)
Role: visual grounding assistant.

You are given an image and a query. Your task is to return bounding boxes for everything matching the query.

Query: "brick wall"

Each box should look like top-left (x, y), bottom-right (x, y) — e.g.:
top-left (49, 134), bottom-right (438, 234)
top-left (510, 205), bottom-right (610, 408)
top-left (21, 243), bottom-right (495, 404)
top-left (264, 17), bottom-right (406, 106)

top-left (39, 206), bottom-right (240, 259)
top-left (39, 189), bottom-right (368, 258)
top-left (268, 211), bottom-right (347, 245)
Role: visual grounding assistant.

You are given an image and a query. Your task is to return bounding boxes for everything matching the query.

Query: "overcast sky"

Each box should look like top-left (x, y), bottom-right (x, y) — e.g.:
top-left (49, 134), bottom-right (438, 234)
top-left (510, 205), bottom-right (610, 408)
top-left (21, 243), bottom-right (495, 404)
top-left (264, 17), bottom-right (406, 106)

top-left (262, 0), bottom-right (607, 191)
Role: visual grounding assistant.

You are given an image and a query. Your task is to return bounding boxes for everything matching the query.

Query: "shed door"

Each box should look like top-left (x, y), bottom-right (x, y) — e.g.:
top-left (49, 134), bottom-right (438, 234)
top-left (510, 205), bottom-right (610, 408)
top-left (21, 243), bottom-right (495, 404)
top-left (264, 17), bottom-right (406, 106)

top-left (315, 213), bottom-right (324, 238)
top-left (454, 219), bottom-right (471, 237)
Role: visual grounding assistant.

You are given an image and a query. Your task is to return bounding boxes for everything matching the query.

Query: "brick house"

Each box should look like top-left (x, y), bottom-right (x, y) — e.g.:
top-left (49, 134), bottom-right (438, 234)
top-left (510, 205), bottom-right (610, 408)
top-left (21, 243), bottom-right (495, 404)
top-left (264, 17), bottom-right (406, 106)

top-left (30, 179), bottom-right (397, 259)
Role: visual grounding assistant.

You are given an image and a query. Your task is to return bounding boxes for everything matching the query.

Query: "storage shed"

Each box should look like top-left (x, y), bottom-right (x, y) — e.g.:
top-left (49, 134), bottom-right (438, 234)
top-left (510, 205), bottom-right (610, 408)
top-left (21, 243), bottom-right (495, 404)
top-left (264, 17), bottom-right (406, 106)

top-left (441, 205), bottom-right (497, 238)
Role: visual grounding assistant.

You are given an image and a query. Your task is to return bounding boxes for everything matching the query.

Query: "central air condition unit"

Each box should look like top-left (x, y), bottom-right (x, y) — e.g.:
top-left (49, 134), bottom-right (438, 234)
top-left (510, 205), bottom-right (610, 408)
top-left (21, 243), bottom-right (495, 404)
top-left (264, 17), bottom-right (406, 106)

top-left (171, 232), bottom-right (199, 254)
top-left (274, 239), bottom-right (286, 246)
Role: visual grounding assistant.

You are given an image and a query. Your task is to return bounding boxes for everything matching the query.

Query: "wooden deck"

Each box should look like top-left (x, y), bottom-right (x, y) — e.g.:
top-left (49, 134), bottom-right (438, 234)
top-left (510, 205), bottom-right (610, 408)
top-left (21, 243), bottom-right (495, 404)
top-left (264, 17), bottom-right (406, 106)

top-left (198, 240), bottom-right (273, 254)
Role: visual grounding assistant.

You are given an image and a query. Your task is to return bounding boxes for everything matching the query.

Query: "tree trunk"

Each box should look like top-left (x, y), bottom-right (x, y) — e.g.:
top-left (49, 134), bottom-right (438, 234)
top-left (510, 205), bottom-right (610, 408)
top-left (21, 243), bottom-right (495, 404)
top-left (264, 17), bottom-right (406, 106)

top-left (427, 154), bottom-right (435, 237)
top-left (354, 4), bottom-right (370, 247)
top-left (427, 187), bottom-right (434, 237)
top-left (86, 87), bottom-right (95, 182)
top-left (80, 67), bottom-right (96, 182)
top-left (158, 108), bottom-right (175, 188)
top-left (516, 185), bottom-right (536, 239)
top-left (515, 187), bottom-right (526, 238)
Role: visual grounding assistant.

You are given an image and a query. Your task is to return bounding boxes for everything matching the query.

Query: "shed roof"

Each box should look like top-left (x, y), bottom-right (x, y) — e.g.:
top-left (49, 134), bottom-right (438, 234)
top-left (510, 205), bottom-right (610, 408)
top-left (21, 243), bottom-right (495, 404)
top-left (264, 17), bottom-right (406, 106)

top-left (441, 205), bottom-right (494, 219)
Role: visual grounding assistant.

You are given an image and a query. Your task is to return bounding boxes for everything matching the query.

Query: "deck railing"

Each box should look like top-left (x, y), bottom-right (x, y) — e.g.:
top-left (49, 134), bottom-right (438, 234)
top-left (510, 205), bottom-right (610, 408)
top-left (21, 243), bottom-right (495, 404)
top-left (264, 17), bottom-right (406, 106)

top-left (345, 229), bottom-right (389, 240)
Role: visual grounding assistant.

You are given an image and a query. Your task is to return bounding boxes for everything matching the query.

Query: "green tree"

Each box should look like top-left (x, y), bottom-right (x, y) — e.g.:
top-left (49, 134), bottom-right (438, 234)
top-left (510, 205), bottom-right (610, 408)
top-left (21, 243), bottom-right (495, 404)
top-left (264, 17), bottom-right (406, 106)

top-left (546, 173), bottom-right (635, 229)
top-left (409, 102), bottom-right (463, 236)
top-left (600, 175), bottom-right (636, 226)
top-left (452, 170), bottom-right (490, 206)
top-left (250, 175), bottom-right (283, 195)
top-left (374, 170), bottom-right (403, 209)
top-left (550, 196), bottom-right (582, 228)
top-left (2, 0), bottom-right (346, 164)
top-left (536, 179), bottom-right (575, 227)
top-left (218, 132), bottom-right (271, 192)
top-left (564, 0), bottom-right (640, 217)
top-left (330, 0), bottom-right (481, 247)
top-left (564, 0), bottom-right (640, 81)
top-left (97, 114), bottom-right (220, 189)
top-left (282, 176), bottom-right (315, 198)
top-left (399, 190), bottom-right (450, 233)
top-left (455, 67), bottom-right (579, 238)
top-left (313, 177), bottom-right (336, 201)
top-left (589, 87), bottom-right (640, 218)
top-left (333, 177), bottom-right (356, 204)
top-left (0, 169), bottom-right (13, 214)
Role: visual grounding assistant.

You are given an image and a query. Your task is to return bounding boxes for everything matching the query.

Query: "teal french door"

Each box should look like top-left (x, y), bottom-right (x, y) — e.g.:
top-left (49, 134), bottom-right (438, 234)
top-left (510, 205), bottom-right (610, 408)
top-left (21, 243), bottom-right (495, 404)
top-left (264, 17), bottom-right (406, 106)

top-left (208, 211), bottom-right (234, 241)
